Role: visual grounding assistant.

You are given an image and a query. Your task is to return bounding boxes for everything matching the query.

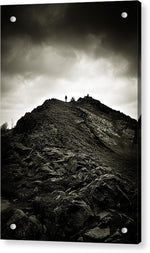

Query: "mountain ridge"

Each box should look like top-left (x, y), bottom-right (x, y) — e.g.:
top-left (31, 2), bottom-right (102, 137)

top-left (14, 96), bottom-right (138, 160)
top-left (1, 96), bottom-right (140, 243)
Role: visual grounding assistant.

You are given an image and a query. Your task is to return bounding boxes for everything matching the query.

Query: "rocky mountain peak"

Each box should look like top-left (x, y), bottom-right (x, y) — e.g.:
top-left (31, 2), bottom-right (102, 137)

top-left (1, 96), bottom-right (140, 243)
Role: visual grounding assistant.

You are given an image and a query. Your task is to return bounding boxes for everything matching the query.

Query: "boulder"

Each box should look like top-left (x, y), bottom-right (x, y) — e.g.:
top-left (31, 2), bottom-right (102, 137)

top-left (84, 226), bottom-right (110, 241)
top-left (1, 208), bottom-right (43, 240)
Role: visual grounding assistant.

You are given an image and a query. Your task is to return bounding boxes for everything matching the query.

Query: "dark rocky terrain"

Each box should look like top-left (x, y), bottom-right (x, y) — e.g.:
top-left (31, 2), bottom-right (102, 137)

top-left (1, 96), bottom-right (141, 243)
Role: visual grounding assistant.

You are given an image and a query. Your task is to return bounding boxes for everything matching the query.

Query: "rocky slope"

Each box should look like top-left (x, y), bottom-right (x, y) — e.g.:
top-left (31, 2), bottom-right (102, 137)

top-left (1, 96), bottom-right (140, 243)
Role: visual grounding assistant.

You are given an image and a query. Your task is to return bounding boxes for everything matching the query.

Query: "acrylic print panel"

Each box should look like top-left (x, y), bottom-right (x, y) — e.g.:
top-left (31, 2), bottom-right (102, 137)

top-left (1, 1), bottom-right (141, 243)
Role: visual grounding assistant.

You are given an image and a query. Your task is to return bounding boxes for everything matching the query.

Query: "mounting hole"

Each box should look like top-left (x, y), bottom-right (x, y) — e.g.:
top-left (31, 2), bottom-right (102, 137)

top-left (10, 223), bottom-right (16, 230)
top-left (121, 12), bottom-right (128, 18)
top-left (121, 227), bottom-right (128, 234)
top-left (10, 16), bottom-right (16, 23)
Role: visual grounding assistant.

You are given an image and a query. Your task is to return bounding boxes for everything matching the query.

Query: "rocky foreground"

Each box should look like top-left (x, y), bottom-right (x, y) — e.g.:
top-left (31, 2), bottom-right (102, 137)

top-left (1, 96), bottom-right (141, 243)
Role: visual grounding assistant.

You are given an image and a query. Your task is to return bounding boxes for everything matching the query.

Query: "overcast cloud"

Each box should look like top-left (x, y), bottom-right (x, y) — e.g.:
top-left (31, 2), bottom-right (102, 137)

top-left (1, 2), bottom-right (141, 127)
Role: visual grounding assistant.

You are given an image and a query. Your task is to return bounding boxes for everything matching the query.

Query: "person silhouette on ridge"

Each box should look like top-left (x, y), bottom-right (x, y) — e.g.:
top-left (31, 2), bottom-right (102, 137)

top-left (65, 95), bottom-right (67, 102)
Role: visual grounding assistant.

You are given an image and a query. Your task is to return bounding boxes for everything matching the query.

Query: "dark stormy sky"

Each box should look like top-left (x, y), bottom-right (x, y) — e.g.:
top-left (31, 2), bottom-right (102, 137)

top-left (1, 1), bottom-right (141, 127)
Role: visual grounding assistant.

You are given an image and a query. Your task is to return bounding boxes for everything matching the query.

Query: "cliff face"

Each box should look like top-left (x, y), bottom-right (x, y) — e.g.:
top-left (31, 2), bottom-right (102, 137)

top-left (1, 96), bottom-right (140, 243)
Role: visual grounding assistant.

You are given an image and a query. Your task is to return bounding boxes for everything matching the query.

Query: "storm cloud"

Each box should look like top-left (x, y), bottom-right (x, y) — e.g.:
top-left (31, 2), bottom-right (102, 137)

top-left (1, 1), bottom-right (141, 127)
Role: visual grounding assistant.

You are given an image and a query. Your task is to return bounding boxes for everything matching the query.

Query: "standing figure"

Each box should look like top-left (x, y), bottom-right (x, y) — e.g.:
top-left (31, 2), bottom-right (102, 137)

top-left (65, 95), bottom-right (67, 102)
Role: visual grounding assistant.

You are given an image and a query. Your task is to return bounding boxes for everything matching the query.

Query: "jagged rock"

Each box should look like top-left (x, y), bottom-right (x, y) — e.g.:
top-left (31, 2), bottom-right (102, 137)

top-left (78, 173), bottom-right (133, 213)
top-left (31, 193), bottom-right (94, 240)
top-left (84, 227), bottom-right (110, 241)
top-left (13, 142), bottom-right (32, 155)
top-left (54, 199), bottom-right (93, 236)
